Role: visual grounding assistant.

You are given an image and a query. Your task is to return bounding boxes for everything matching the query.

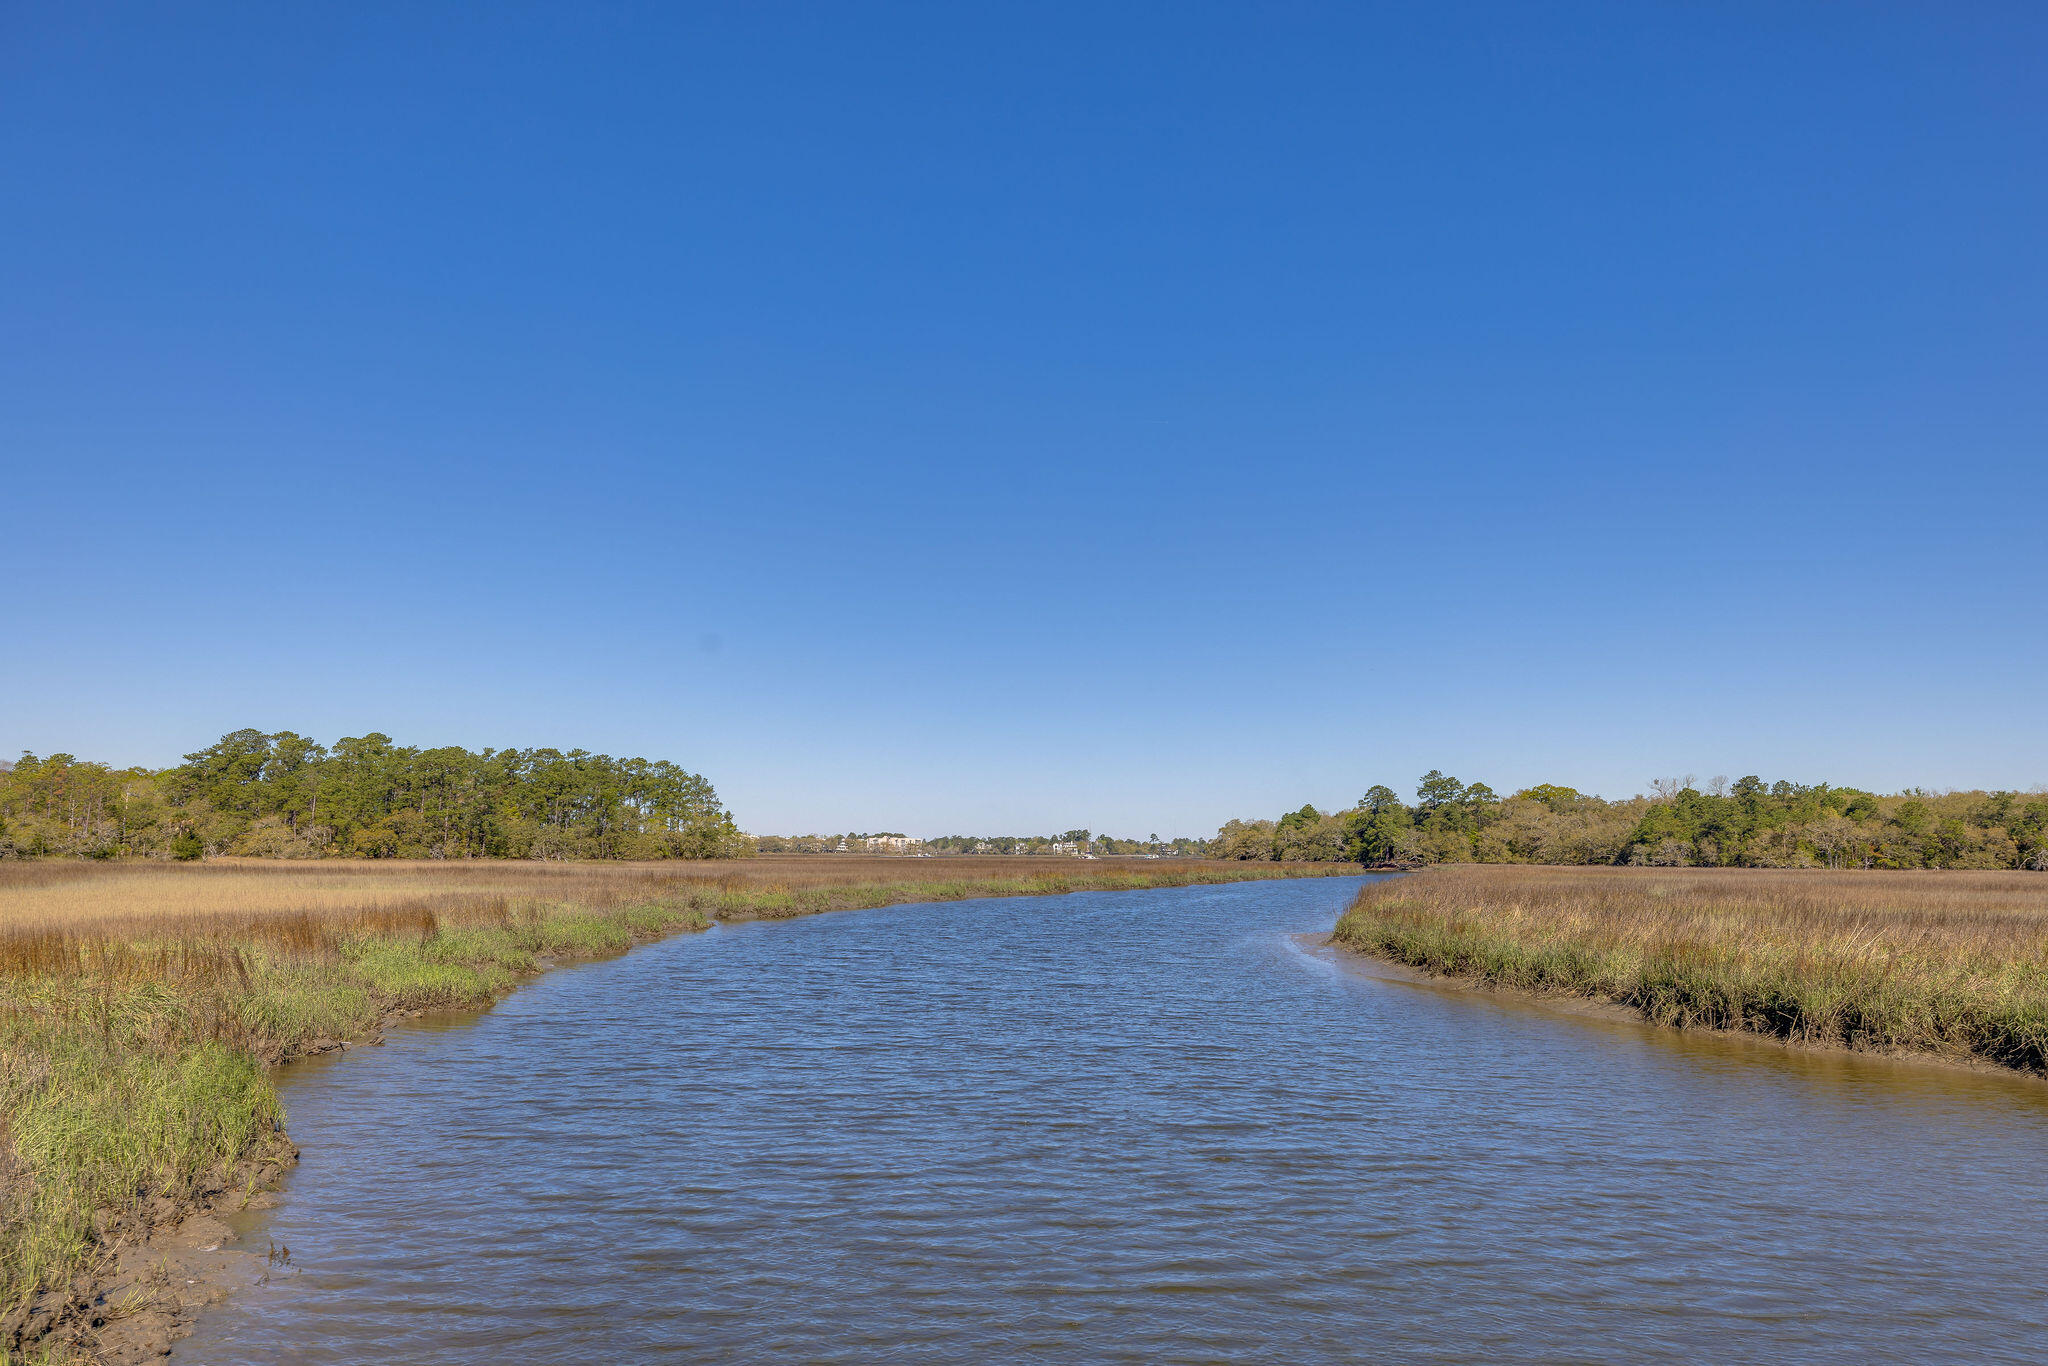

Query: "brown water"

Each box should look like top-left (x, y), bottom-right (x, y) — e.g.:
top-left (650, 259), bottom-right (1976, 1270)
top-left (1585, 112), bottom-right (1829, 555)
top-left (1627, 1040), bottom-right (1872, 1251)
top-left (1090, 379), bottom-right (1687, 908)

top-left (180, 876), bottom-right (2048, 1362)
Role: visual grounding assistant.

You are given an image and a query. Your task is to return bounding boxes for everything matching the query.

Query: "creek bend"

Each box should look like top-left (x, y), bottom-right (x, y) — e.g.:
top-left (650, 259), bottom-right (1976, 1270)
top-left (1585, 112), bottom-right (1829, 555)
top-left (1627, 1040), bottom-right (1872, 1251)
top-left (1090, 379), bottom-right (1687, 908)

top-left (180, 876), bottom-right (2048, 1362)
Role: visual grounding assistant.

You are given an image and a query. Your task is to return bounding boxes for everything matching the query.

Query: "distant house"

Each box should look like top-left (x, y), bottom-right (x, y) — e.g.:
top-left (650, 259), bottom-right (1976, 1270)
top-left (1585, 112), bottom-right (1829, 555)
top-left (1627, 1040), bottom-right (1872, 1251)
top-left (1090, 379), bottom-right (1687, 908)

top-left (1050, 840), bottom-right (1080, 855)
top-left (864, 835), bottom-right (924, 854)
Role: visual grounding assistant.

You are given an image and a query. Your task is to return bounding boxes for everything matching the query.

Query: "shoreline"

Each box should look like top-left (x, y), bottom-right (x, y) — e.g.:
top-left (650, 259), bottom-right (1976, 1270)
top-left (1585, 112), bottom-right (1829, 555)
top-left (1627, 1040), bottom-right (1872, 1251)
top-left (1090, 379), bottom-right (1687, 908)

top-left (1329, 865), bottom-right (2048, 1083)
top-left (1304, 930), bottom-right (2048, 1086)
top-left (17, 863), bottom-right (1359, 1363)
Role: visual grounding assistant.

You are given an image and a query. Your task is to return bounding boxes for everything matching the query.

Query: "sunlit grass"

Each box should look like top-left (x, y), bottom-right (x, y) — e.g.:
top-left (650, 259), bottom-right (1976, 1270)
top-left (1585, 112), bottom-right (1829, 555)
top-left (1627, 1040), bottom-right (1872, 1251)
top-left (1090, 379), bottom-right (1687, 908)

top-left (1334, 865), bottom-right (2048, 1071)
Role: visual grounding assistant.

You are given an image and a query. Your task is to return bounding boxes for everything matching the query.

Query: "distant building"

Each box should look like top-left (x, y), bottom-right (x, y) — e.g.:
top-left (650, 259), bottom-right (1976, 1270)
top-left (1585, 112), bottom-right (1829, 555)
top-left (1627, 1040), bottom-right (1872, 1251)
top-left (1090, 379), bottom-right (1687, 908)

top-left (864, 835), bottom-right (924, 854)
top-left (1050, 840), bottom-right (1080, 855)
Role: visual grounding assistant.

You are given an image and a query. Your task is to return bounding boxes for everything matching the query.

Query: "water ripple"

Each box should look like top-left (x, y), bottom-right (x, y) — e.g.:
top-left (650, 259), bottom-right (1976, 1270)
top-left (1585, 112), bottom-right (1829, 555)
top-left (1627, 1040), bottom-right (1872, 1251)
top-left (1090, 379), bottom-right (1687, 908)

top-left (181, 877), bottom-right (2048, 1363)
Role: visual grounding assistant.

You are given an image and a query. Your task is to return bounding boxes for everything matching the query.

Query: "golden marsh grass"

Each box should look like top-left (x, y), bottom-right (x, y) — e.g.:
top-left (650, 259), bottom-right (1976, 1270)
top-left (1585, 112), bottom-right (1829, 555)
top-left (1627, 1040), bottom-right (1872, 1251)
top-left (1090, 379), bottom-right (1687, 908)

top-left (0, 855), bottom-right (1325, 934)
top-left (1335, 865), bottom-right (2048, 1072)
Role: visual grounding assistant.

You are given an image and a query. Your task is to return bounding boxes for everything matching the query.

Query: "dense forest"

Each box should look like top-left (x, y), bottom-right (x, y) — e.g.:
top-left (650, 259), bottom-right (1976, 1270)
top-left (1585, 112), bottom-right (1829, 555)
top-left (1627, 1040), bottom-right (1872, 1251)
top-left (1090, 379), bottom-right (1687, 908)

top-left (1216, 772), bottom-right (2048, 871)
top-left (0, 730), bottom-right (748, 860)
top-left (8, 735), bottom-right (2044, 871)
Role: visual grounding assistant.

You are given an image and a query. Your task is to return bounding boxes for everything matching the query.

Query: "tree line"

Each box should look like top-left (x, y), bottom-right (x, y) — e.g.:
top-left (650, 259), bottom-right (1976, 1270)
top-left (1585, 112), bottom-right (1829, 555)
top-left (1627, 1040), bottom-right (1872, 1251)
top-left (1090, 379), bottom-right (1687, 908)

top-left (0, 729), bottom-right (749, 860)
top-left (11, 736), bottom-right (2042, 871)
top-left (1213, 771), bottom-right (2048, 870)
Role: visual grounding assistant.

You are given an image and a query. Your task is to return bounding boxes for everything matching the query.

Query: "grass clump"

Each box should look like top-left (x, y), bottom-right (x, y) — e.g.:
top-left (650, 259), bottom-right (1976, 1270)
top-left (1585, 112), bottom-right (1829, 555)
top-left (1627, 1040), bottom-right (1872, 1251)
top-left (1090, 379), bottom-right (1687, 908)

top-left (1333, 865), bottom-right (2048, 1072)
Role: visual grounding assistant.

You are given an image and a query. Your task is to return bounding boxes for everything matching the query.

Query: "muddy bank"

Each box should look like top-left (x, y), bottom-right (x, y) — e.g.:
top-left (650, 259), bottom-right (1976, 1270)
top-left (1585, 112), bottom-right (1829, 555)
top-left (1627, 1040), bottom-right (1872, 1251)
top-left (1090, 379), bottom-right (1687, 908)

top-left (12, 990), bottom-right (567, 1363)
top-left (8, 1134), bottom-right (298, 1363)
top-left (13, 1021), bottom-right (418, 1359)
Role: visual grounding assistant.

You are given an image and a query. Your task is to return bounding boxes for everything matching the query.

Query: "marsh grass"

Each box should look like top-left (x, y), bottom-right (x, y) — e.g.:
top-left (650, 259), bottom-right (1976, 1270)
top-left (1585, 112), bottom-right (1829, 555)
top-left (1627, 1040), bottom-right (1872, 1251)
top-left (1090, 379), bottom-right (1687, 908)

top-left (1, 856), bottom-right (1349, 1342)
top-left (1334, 865), bottom-right (2048, 1072)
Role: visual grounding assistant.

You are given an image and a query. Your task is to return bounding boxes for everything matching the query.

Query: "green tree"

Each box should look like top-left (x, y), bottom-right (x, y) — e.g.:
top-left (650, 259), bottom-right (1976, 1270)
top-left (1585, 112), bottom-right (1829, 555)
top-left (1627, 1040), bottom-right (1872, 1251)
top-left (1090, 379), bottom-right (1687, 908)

top-left (1416, 771), bottom-right (1466, 811)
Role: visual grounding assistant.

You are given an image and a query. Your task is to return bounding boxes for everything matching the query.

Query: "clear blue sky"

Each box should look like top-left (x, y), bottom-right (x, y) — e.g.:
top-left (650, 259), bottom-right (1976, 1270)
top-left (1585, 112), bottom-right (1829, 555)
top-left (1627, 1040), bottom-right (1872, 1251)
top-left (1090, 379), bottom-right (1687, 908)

top-left (4, 2), bottom-right (2043, 837)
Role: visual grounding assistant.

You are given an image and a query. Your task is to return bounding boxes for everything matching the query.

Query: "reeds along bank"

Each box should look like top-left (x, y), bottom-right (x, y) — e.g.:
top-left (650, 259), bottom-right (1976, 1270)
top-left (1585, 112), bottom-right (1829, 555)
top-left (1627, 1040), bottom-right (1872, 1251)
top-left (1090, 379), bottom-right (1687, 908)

top-left (1333, 864), bottom-right (2048, 1073)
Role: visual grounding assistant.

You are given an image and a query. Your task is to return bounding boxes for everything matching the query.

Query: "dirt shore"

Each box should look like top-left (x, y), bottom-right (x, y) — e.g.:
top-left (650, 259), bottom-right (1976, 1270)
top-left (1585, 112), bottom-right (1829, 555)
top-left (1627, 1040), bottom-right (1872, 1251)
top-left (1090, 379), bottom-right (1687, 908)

top-left (10, 1132), bottom-right (299, 1363)
top-left (13, 989), bottom-right (533, 1363)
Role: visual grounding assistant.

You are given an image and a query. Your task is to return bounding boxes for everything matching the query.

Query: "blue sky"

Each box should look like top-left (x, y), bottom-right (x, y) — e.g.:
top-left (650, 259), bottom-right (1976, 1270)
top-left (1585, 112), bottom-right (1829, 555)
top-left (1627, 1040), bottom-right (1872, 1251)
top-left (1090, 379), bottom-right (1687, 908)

top-left (4, 2), bottom-right (2043, 836)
